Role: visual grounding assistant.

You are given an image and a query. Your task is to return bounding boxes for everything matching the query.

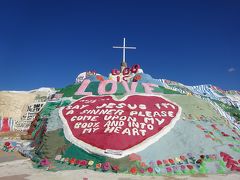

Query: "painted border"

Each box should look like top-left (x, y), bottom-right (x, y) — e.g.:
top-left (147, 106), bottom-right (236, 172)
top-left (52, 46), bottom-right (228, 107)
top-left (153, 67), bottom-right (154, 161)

top-left (59, 93), bottom-right (182, 159)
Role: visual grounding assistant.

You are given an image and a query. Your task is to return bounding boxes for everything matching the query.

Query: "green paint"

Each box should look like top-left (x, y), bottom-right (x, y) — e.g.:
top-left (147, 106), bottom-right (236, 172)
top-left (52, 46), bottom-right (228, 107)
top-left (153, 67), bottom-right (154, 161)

top-left (63, 143), bottom-right (106, 165)
top-left (59, 83), bottom-right (81, 97)
top-left (213, 100), bottom-right (240, 122)
top-left (217, 168), bottom-right (225, 174)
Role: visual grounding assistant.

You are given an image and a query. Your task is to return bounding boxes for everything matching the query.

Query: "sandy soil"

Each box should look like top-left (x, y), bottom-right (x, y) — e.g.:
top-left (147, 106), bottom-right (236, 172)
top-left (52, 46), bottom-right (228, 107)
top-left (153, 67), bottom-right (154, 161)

top-left (0, 159), bottom-right (239, 180)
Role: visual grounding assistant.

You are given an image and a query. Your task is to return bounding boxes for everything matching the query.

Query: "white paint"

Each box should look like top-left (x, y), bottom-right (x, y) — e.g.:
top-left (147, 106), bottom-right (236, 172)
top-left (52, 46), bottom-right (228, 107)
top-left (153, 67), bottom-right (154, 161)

top-left (113, 38), bottom-right (136, 63)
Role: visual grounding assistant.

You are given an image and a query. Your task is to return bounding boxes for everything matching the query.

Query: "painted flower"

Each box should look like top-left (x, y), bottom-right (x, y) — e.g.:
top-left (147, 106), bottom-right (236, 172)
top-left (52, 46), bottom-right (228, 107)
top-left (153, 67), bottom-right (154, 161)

top-left (55, 155), bottom-right (62, 161)
top-left (156, 160), bottom-right (162, 166)
top-left (95, 163), bottom-right (102, 169)
top-left (129, 153), bottom-right (141, 162)
top-left (154, 166), bottom-right (161, 174)
top-left (4, 142), bottom-right (10, 147)
top-left (180, 165), bottom-right (186, 171)
top-left (96, 75), bottom-right (104, 81)
top-left (163, 159), bottom-right (169, 165)
top-left (139, 169), bottom-right (145, 174)
top-left (76, 160), bottom-right (81, 166)
top-left (102, 162), bottom-right (111, 171)
top-left (168, 159), bottom-right (175, 164)
top-left (130, 167), bottom-right (137, 174)
top-left (220, 152), bottom-right (226, 157)
top-left (196, 159), bottom-right (202, 164)
top-left (223, 156), bottom-right (230, 162)
top-left (133, 74), bottom-right (142, 82)
top-left (69, 158), bottom-right (76, 165)
top-left (180, 155), bottom-right (186, 161)
top-left (88, 160), bottom-right (94, 166)
top-left (187, 165), bottom-right (193, 170)
top-left (166, 167), bottom-right (172, 173)
top-left (147, 167), bottom-right (153, 173)
top-left (40, 158), bottom-right (50, 166)
top-left (80, 160), bottom-right (88, 166)
top-left (140, 162), bottom-right (147, 167)
top-left (112, 165), bottom-right (119, 172)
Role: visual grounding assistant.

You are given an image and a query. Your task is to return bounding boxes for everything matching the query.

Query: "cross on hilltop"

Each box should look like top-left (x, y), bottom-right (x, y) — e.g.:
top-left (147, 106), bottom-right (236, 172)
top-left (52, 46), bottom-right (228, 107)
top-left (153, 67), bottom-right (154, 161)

top-left (113, 38), bottom-right (136, 71)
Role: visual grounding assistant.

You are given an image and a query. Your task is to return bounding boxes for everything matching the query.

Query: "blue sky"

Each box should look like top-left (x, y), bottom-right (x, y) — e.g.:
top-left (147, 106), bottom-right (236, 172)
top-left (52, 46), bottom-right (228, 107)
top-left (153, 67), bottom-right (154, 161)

top-left (0, 0), bottom-right (239, 90)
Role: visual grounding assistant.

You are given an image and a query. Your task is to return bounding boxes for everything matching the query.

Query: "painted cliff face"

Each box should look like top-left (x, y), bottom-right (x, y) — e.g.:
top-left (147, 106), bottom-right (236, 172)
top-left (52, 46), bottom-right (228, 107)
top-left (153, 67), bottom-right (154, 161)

top-left (59, 94), bottom-right (181, 158)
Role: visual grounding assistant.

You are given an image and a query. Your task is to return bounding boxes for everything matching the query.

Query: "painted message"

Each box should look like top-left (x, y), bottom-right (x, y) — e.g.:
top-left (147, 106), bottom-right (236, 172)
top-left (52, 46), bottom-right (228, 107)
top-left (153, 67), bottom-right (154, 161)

top-left (14, 102), bottom-right (45, 131)
top-left (59, 94), bottom-right (181, 158)
top-left (75, 80), bottom-right (163, 96)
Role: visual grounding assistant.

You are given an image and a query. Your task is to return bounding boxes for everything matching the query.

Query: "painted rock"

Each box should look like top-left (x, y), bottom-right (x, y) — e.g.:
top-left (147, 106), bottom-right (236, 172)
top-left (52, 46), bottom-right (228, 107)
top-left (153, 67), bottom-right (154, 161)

top-left (59, 94), bottom-right (181, 158)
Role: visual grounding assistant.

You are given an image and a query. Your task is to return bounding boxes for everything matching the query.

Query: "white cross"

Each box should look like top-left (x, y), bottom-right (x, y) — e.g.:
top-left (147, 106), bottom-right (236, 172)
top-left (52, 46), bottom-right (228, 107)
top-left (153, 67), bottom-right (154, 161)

top-left (113, 38), bottom-right (136, 63)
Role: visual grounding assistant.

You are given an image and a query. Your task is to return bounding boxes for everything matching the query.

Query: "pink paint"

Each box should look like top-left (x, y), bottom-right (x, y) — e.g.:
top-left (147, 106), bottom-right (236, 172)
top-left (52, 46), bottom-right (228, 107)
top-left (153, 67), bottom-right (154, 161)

top-left (142, 83), bottom-right (160, 94)
top-left (75, 80), bottom-right (161, 96)
top-left (98, 80), bottom-right (117, 95)
top-left (121, 81), bottom-right (138, 94)
top-left (75, 79), bottom-right (93, 96)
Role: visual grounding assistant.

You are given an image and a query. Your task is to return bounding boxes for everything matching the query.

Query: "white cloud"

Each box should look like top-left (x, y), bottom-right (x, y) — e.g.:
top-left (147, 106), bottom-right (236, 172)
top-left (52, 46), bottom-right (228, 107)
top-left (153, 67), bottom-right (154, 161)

top-left (228, 67), bottom-right (236, 72)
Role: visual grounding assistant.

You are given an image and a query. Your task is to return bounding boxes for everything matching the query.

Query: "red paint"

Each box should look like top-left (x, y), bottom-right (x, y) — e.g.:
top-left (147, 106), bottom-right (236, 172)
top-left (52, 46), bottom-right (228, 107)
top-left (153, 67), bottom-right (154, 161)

top-left (1, 117), bottom-right (10, 132)
top-left (168, 159), bottom-right (175, 164)
top-left (131, 64), bottom-right (140, 73)
top-left (4, 142), bottom-right (10, 146)
top-left (110, 64), bottom-right (141, 82)
top-left (61, 95), bottom-right (180, 152)
top-left (147, 167), bottom-right (153, 173)
top-left (187, 165), bottom-right (193, 170)
top-left (130, 167), bottom-right (137, 174)
top-left (156, 160), bottom-right (162, 166)
top-left (111, 69), bottom-right (120, 75)
top-left (220, 152), bottom-right (240, 172)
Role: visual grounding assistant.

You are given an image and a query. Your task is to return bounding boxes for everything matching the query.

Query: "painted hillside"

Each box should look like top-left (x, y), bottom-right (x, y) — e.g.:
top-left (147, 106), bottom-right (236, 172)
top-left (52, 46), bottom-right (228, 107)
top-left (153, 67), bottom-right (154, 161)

top-left (4, 63), bottom-right (236, 177)
top-left (1, 65), bottom-right (240, 177)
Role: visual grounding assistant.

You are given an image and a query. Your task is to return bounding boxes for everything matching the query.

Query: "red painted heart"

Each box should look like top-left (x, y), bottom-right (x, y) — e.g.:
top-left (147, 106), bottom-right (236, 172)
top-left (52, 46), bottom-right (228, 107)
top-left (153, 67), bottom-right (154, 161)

top-left (59, 94), bottom-right (181, 158)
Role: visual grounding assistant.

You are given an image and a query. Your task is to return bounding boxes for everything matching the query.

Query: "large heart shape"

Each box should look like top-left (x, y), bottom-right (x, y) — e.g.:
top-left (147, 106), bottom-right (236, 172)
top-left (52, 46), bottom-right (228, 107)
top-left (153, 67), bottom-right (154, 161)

top-left (59, 94), bottom-right (181, 158)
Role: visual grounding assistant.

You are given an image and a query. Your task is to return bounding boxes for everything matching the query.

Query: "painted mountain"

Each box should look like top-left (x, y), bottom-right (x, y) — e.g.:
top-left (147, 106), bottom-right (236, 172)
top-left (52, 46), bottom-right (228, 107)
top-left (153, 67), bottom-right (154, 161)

top-left (1, 65), bottom-right (240, 176)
